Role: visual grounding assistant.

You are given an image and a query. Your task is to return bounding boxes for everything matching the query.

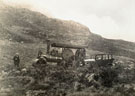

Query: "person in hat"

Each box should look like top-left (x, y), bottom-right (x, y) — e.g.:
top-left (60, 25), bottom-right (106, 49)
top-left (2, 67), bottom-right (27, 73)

top-left (13, 53), bottom-right (20, 68)
top-left (37, 50), bottom-right (43, 58)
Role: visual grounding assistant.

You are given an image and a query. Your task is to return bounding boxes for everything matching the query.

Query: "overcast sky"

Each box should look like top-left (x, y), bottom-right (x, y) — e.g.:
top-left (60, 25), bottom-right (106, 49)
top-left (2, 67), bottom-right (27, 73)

top-left (2, 0), bottom-right (135, 42)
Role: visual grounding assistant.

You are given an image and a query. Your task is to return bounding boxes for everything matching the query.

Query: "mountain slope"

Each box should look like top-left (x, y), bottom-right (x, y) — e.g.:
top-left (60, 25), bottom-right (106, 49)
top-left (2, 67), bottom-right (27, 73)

top-left (0, 5), bottom-right (135, 61)
top-left (0, 6), bottom-right (90, 45)
top-left (88, 33), bottom-right (135, 59)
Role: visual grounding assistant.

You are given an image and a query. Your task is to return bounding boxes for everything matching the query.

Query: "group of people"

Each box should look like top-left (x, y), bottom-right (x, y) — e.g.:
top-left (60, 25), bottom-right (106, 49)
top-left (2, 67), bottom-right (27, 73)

top-left (13, 48), bottom-right (86, 68)
top-left (13, 50), bottom-right (43, 68)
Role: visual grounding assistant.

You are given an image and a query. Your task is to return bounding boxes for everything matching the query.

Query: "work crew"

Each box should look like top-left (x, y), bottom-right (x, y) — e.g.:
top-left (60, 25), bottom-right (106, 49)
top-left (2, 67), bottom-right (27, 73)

top-left (13, 53), bottom-right (20, 68)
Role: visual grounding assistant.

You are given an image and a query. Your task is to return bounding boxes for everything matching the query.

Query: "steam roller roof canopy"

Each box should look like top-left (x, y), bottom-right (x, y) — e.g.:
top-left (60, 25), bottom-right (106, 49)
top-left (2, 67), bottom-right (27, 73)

top-left (62, 49), bottom-right (74, 61)
top-left (51, 43), bottom-right (88, 49)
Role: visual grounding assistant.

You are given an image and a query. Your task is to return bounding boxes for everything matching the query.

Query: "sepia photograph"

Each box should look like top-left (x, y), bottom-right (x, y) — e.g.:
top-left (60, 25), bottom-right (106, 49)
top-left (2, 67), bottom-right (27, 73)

top-left (0, 0), bottom-right (135, 96)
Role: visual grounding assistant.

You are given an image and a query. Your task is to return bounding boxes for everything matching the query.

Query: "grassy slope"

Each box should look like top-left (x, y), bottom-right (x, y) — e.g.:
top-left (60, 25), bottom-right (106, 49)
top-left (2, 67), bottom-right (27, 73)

top-left (0, 5), bottom-right (90, 68)
top-left (0, 5), bottom-right (135, 96)
top-left (88, 33), bottom-right (135, 59)
top-left (0, 40), bottom-right (47, 68)
top-left (0, 5), bottom-right (135, 69)
top-left (0, 6), bottom-right (90, 45)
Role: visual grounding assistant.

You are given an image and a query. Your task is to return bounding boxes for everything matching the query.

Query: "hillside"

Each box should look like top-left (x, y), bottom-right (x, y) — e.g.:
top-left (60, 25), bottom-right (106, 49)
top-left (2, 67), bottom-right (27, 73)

top-left (1, 4), bottom-right (135, 96)
top-left (88, 33), bottom-right (135, 59)
top-left (0, 5), bottom-right (91, 68)
top-left (0, 5), bottom-right (135, 67)
top-left (0, 6), bottom-right (90, 45)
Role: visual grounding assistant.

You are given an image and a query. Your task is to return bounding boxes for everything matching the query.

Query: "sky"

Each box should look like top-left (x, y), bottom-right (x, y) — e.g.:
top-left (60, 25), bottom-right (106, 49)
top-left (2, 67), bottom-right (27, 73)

top-left (1, 0), bottom-right (135, 42)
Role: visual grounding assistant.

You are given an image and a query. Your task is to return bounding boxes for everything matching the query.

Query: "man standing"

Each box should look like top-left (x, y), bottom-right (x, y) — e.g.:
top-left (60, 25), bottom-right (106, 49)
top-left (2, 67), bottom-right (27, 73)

top-left (13, 53), bottom-right (20, 68)
top-left (37, 50), bottom-right (43, 58)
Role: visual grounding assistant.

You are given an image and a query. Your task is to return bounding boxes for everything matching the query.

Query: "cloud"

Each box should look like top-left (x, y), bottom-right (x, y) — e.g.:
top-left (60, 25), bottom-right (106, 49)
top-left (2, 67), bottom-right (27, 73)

top-left (1, 0), bottom-right (135, 42)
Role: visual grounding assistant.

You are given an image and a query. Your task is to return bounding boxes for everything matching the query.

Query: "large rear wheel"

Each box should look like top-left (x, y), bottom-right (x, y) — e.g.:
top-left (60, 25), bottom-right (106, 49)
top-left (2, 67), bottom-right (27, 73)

top-left (62, 49), bottom-right (74, 62)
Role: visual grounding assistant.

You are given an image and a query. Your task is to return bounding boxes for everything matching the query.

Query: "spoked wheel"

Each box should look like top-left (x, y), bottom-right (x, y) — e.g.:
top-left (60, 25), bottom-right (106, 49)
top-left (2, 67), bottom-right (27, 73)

top-left (62, 48), bottom-right (74, 62)
top-left (61, 48), bottom-right (74, 67)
